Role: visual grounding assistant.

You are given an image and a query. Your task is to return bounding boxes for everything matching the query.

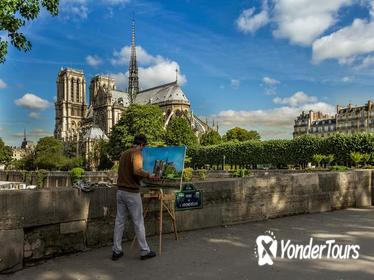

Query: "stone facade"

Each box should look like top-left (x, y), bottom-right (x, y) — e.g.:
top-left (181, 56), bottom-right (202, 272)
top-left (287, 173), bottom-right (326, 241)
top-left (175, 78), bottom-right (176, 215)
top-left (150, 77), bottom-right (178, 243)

top-left (293, 100), bottom-right (374, 138)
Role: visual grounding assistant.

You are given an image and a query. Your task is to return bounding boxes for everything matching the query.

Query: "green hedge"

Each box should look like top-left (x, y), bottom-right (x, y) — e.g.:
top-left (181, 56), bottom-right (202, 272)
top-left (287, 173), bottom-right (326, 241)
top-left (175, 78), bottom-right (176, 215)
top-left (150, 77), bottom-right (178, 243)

top-left (187, 133), bottom-right (374, 168)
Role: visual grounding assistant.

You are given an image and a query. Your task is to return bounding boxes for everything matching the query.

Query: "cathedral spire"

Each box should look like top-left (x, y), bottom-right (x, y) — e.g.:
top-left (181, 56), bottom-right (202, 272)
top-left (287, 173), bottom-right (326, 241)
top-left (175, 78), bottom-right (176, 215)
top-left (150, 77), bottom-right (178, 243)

top-left (128, 19), bottom-right (139, 104)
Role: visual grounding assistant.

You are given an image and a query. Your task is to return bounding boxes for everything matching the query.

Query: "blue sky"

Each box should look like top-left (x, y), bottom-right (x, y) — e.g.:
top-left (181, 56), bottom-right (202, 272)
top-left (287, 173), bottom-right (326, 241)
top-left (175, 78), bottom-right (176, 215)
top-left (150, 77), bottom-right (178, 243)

top-left (2, 0), bottom-right (374, 146)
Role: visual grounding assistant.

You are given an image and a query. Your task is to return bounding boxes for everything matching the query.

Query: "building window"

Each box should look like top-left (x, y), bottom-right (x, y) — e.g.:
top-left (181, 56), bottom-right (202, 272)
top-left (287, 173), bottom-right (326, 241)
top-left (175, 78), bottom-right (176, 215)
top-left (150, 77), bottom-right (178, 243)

top-left (71, 78), bottom-right (74, 102)
top-left (76, 80), bottom-right (80, 102)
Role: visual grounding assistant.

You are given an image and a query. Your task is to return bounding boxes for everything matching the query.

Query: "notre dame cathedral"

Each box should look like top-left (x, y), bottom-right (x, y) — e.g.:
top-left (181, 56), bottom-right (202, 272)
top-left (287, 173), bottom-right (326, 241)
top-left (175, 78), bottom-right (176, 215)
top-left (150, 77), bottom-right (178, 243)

top-left (54, 21), bottom-right (211, 168)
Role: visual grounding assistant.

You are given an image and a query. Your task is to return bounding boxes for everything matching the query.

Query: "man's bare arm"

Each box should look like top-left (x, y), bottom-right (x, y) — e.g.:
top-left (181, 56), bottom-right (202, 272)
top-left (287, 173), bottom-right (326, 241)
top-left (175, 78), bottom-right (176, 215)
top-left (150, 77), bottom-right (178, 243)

top-left (133, 151), bottom-right (150, 178)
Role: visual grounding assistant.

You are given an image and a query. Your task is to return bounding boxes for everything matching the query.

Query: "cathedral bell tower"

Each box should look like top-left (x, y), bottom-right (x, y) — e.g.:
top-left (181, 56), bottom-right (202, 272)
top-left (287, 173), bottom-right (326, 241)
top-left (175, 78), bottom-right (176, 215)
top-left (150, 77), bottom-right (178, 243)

top-left (54, 68), bottom-right (87, 141)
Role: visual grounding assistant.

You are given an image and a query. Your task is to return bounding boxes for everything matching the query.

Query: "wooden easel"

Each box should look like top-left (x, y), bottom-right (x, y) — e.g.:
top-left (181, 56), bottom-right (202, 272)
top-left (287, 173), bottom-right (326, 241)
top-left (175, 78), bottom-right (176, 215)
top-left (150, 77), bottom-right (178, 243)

top-left (131, 188), bottom-right (178, 255)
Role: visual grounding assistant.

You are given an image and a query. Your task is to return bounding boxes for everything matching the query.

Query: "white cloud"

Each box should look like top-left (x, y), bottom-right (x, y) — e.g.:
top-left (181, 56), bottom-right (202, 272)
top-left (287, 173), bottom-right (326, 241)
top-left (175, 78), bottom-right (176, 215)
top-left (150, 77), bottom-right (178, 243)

top-left (273, 0), bottom-right (353, 46)
top-left (313, 19), bottom-right (374, 63)
top-left (273, 91), bottom-right (318, 107)
top-left (230, 79), bottom-right (240, 89)
top-left (86, 55), bottom-right (103, 66)
top-left (359, 55), bottom-right (374, 68)
top-left (210, 92), bottom-right (334, 139)
top-left (341, 76), bottom-right (354, 82)
top-left (111, 45), bottom-right (163, 66)
top-left (60, 0), bottom-right (88, 20)
top-left (15, 93), bottom-right (50, 110)
top-left (263, 76), bottom-right (280, 86)
top-left (0, 79), bottom-right (6, 89)
top-left (236, 0), bottom-right (269, 33)
top-left (29, 112), bottom-right (41, 119)
top-left (139, 60), bottom-right (186, 89)
top-left (110, 45), bottom-right (186, 89)
top-left (109, 72), bottom-right (128, 90)
top-left (262, 76), bottom-right (280, 96)
top-left (110, 61), bottom-right (186, 90)
top-left (236, 0), bottom-right (355, 46)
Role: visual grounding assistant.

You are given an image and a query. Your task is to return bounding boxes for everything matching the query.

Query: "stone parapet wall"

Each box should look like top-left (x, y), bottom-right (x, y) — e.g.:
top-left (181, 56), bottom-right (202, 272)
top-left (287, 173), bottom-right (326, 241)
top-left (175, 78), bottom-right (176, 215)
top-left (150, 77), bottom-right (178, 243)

top-left (0, 170), bottom-right (116, 188)
top-left (0, 170), bottom-right (372, 273)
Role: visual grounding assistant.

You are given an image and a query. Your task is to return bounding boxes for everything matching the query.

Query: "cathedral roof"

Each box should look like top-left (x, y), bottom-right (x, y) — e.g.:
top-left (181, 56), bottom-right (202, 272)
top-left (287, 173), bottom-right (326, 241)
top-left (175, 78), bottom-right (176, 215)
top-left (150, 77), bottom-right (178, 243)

top-left (82, 126), bottom-right (108, 140)
top-left (135, 81), bottom-right (190, 105)
top-left (109, 90), bottom-right (131, 106)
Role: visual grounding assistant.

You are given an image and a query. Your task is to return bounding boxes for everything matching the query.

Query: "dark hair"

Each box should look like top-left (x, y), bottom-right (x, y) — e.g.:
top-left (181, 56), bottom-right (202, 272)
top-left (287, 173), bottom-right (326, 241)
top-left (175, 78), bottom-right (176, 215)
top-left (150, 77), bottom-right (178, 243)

top-left (133, 134), bottom-right (148, 145)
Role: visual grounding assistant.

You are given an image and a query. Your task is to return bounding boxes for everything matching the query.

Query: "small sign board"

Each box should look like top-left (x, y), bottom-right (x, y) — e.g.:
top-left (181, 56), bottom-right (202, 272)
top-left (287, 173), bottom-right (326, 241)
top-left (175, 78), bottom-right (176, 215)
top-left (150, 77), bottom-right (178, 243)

top-left (175, 184), bottom-right (203, 211)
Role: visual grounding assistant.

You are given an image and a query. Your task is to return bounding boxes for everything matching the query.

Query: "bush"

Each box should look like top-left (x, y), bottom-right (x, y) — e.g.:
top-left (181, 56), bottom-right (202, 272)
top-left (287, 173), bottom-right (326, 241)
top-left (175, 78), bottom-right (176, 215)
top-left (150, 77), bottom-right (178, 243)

top-left (312, 154), bottom-right (324, 167)
top-left (329, 165), bottom-right (350, 172)
top-left (70, 167), bottom-right (85, 184)
top-left (111, 163), bottom-right (119, 172)
top-left (36, 169), bottom-right (48, 189)
top-left (183, 167), bottom-right (193, 181)
top-left (231, 168), bottom-right (249, 177)
top-left (350, 152), bottom-right (363, 167)
top-left (187, 133), bottom-right (374, 169)
top-left (361, 165), bottom-right (374, 169)
top-left (198, 169), bottom-right (206, 180)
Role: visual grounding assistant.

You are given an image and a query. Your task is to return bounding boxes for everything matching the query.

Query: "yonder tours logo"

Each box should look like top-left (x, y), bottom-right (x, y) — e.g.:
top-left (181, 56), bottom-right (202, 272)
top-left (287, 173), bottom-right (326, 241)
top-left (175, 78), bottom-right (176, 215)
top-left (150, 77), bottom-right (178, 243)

top-left (254, 231), bottom-right (360, 266)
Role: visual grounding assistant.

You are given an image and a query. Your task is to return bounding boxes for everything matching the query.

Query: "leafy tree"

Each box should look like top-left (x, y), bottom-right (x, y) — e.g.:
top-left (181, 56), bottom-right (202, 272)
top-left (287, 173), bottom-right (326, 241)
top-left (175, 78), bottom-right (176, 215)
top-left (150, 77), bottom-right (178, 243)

top-left (33, 136), bottom-right (68, 170)
top-left (13, 152), bottom-right (34, 170)
top-left (107, 104), bottom-right (165, 160)
top-left (165, 117), bottom-right (198, 146)
top-left (0, 137), bottom-right (12, 166)
top-left (0, 0), bottom-right (59, 63)
top-left (223, 127), bottom-right (260, 142)
top-left (200, 130), bottom-right (221, 146)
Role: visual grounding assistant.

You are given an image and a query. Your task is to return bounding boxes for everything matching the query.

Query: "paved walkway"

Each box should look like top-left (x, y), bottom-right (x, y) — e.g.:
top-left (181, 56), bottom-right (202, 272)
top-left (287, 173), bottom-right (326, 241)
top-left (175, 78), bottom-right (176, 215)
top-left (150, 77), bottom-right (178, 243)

top-left (3, 208), bottom-right (374, 280)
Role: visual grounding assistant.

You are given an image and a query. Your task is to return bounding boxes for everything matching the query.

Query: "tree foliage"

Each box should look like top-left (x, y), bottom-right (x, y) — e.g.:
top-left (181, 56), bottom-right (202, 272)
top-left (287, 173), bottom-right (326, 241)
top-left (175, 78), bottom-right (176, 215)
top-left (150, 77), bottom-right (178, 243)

top-left (32, 136), bottom-right (82, 170)
top-left (107, 104), bottom-right (165, 160)
top-left (223, 127), bottom-right (260, 142)
top-left (0, 137), bottom-right (12, 166)
top-left (200, 130), bottom-right (221, 146)
top-left (165, 117), bottom-right (197, 146)
top-left (0, 0), bottom-right (59, 63)
top-left (33, 136), bottom-right (66, 170)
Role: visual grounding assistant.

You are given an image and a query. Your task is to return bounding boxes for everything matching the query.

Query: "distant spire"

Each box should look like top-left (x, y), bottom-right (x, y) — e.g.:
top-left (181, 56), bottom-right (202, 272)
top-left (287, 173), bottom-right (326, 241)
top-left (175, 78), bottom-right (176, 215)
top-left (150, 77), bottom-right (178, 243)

top-left (175, 68), bottom-right (178, 84)
top-left (128, 18), bottom-right (139, 103)
top-left (23, 128), bottom-right (26, 141)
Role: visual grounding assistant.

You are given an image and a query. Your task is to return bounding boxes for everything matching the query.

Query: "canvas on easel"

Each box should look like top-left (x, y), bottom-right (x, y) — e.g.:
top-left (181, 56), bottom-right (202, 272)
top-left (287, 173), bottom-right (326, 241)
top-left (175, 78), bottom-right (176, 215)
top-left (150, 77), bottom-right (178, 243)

top-left (141, 146), bottom-right (187, 190)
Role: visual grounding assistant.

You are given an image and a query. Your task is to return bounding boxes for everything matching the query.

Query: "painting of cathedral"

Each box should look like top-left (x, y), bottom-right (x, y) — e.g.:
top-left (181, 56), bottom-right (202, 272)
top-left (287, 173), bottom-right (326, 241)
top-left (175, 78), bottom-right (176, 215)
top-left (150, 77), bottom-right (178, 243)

top-left (142, 146), bottom-right (186, 180)
top-left (54, 21), bottom-right (213, 168)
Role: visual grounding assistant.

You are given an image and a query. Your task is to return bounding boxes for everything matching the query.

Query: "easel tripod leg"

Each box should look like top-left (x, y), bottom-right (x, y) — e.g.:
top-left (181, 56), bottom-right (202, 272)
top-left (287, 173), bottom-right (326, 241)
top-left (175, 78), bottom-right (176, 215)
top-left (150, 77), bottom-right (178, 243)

top-left (159, 195), bottom-right (163, 256)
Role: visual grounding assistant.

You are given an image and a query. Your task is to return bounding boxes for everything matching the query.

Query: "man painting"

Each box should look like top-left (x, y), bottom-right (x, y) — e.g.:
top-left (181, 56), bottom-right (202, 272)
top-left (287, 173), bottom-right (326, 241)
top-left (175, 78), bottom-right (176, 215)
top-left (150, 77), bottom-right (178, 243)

top-left (112, 134), bottom-right (156, 261)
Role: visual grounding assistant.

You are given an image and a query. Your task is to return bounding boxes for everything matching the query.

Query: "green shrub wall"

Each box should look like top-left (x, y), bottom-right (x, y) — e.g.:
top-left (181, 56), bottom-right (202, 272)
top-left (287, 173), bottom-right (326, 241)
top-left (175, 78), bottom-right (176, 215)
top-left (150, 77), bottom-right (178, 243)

top-left (188, 134), bottom-right (374, 168)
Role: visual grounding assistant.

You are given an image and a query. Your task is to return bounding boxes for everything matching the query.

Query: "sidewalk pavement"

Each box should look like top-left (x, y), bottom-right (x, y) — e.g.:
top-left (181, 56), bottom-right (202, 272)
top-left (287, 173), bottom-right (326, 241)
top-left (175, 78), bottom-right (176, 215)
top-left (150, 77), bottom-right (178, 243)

top-left (3, 208), bottom-right (374, 280)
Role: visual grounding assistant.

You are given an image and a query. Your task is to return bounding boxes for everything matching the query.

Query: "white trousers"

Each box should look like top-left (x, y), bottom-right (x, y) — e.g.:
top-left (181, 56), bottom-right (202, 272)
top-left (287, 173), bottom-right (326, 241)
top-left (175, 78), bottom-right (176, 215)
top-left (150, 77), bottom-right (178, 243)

top-left (113, 190), bottom-right (150, 256)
